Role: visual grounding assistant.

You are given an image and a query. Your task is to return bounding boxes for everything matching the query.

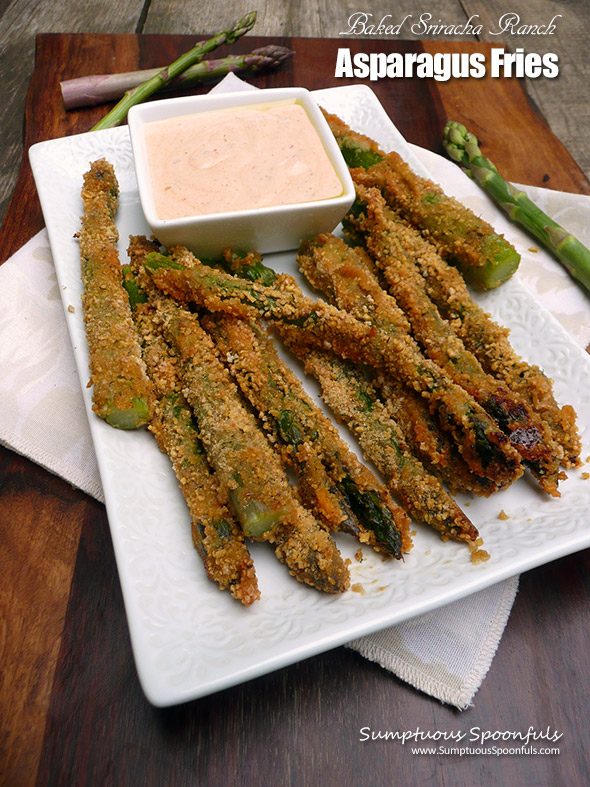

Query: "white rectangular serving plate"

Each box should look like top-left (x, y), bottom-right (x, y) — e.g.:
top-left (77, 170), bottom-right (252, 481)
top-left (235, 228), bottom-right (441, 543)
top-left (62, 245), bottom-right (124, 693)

top-left (30, 85), bottom-right (590, 707)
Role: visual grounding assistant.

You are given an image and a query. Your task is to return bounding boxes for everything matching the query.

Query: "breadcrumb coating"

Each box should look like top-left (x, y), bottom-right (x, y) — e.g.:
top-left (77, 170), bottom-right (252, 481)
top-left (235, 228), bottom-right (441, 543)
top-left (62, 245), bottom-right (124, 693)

top-left (204, 312), bottom-right (411, 557)
top-left (343, 189), bottom-right (564, 495)
top-left (322, 108), bottom-right (519, 288)
top-left (284, 341), bottom-right (479, 550)
top-left (351, 188), bottom-right (580, 469)
top-left (149, 250), bottom-right (523, 486)
top-left (78, 159), bottom-right (153, 428)
top-left (126, 236), bottom-right (259, 605)
top-left (376, 373), bottom-right (497, 497)
top-left (158, 300), bottom-right (350, 593)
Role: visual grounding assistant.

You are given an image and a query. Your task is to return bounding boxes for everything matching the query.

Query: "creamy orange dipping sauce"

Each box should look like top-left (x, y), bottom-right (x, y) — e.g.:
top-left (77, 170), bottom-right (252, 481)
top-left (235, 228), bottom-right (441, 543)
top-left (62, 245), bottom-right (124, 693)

top-left (143, 102), bottom-right (344, 219)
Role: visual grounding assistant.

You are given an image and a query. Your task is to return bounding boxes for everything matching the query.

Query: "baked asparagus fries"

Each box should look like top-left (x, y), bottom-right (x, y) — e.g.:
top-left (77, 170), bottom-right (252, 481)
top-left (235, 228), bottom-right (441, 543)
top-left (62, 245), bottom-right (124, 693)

top-left (74, 138), bottom-right (581, 608)
top-left (344, 190), bottom-right (582, 469)
top-left (159, 300), bottom-right (350, 593)
top-left (125, 239), bottom-right (260, 605)
top-left (300, 225), bottom-right (562, 496)
top-left (321, 109), bottom-right (521, 289)
top-left (78, 159), bottom-right (153, 428)
top-left (145, 246), bottom-right (523, 488)
top-left (204, 312), bottom-right (412, 558)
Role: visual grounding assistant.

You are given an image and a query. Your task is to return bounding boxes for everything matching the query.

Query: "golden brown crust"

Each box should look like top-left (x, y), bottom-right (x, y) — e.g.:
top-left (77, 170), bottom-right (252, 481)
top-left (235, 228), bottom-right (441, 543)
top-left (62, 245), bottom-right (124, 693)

top-left (352, 154), bottom-right (507, 272)
top-left (158, 302), bottom-right (350, 593)
top-left (346, 186), bottom-right (564, 495)
top-left (285, 342), bottom-right (476, 549)
top-left (350, 187), bottom-right (580, 468)
top-left (204, 313), bottom-right (412, 557)
top-left (151, 250), bottom-right (524, 486)
top-left (126, 236), bottom-right (260, 605)
top-left (78, 160), bottom-right (153, 428)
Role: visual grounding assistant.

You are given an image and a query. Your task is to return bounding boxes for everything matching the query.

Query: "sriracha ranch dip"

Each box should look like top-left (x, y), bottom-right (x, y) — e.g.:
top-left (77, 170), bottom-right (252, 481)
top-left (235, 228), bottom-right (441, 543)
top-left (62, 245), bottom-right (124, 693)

top-left (143, 101), bottom-right (345, 220)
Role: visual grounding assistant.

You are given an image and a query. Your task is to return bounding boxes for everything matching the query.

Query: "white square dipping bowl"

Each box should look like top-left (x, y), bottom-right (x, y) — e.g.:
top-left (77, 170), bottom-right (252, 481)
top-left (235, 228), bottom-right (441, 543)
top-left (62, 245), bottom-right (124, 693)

top-left (127, 87), bottom-right (356, 258)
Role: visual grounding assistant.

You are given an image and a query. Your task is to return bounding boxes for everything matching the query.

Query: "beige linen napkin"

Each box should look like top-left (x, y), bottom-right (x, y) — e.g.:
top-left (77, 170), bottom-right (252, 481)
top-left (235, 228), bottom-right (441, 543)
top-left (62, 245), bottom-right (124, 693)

top-left (2, 74), bottom-right (589, 709)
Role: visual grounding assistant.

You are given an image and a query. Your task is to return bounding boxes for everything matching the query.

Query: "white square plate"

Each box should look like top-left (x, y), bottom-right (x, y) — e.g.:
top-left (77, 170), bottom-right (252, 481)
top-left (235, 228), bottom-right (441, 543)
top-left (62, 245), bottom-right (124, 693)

top-left (29, 85), bottom-right (590, 707)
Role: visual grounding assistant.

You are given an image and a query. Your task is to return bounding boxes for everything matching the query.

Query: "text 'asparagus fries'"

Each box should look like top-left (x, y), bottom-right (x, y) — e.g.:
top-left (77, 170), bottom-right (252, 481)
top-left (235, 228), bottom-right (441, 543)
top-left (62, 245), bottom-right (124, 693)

top-left (76, 113), bottom-right (580, 602)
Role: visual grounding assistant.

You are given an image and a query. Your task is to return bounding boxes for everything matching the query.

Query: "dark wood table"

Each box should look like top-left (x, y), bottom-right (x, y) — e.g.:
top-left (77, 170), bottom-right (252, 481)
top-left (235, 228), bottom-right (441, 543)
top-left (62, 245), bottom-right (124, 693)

top-left (1, 34), bottom-right (589, 787)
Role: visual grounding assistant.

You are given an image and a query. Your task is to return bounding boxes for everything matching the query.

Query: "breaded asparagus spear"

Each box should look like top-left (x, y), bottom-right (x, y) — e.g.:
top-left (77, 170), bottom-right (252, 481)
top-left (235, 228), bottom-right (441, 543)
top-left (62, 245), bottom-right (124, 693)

top-left (281, 340), bottom-right (486, 559)
top-left (203, 315), bottom-right (357, 539)
top-left (200, 255), bottom-right (412, 555)
top-left (125, 237), bottom-right (259, 604)
top-left (205, 313), bottom-right (411, 557)
top-left (78, 159), bottom-right (153, 428)
top-left (294, 234), bottom-right (498, 495)
top-left (151, 389), bottom-right (260, 605)
top-left (157, 300), bottom-right (350, 594)
top-left (144, 247), bottom-right (523, 486)
top-left (321, 109), bottom-right (520, 289)
top-left (375, 373), bottom-right (497, 496)
top-left (203, 247), bottom-right (279, 286)
top-left (349, 188), bottom-right (582, 468)
top-left (317, 201), bottom-right (562, 494)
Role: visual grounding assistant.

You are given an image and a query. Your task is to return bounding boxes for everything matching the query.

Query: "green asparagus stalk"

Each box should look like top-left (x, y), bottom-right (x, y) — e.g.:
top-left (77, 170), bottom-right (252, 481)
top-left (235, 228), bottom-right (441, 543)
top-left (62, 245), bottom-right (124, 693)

top-left (296, 235), bottom-right (500, 496)
top-left (124, 238), bottom-right (260, 604)
top-left (347, 170), bottom-right (582, 469)
top-left (203, 248), bottom-right (279, 286)
top-left (62, 45), bottom-right (293, 109)
top-left (163, 303), bottom-right (350, 593)
top-left (203, 315), bottom-right (357, 537)
top-left (91, 11), bottom-right (257, 130)
top-left (150, 390), bottom-right (260, 604)
top-left (321, 109), bottom-right (521, 289)
top-left (375, 373), bottom-right (497, 496)
top-left (444, 121), bottom-right (590, 293)
top-left (338, 192), bottom-right (563, 495)
top-left (202, 253), bottom-right (412, 555)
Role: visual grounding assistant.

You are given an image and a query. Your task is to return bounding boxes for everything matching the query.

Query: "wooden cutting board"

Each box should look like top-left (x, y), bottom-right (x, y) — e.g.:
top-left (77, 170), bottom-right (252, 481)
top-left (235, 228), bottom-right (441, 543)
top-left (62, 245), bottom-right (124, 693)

top-left (1, 34), bottom-right (588, 264)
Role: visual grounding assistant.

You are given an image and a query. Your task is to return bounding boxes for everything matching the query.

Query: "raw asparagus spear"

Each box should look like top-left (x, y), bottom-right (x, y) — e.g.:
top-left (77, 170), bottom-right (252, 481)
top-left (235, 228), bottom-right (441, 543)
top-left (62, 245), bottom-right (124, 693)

top-left (337, 191), bottom-right (563, 495)
top-left (321, 109), bottom-right (520, 289)
top-left (145, 247), bottom-right (523, 486)
top-left (92, 12), bottom-right (257, 130)
top-left (444, 121), bottom-right (590, 293)
top-left (125, 238), bottom-right (259, 604)
top-left (78, 159), bottom-right (153, 428)
top-left (62, 45), bottom-right (293, 109)
top-left (282, 341), bottom-right (486, 559)
top-left (156, 299), bottom-right (349, 594)
top-left (205, 313), bottom-right (411, 557)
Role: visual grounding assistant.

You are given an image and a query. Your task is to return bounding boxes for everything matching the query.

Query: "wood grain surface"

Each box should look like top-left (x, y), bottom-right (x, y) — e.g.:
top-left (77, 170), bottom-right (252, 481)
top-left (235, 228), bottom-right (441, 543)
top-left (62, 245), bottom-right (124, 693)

top-left (0, 32), bottom-right (589, 787)
top-left (1, 0), bottom-right (589, 227)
